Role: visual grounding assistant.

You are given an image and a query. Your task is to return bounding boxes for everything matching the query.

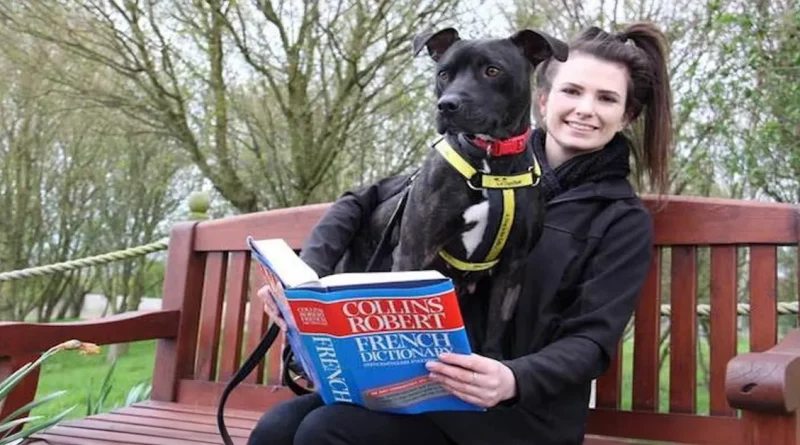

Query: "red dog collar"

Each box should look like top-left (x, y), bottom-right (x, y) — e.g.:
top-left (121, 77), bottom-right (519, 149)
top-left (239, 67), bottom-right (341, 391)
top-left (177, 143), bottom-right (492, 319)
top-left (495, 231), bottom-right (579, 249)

top-left (471, 128), bottom-right (532, 156)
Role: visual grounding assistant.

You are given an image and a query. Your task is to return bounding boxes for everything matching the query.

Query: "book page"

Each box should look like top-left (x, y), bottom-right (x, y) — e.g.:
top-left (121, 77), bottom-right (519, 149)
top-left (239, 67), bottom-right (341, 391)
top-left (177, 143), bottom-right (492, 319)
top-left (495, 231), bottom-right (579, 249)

top-left (247, 237), bottom-right (320, 288)
top-left (318, 270), bottom-right (446, 289)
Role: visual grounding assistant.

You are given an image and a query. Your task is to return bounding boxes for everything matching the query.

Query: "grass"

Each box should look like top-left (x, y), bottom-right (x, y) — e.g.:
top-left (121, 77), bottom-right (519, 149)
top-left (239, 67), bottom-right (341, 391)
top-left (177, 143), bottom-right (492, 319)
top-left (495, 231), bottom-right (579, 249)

top-left (618, 332), bottom-right (753, 415)
top-left (29, 340), bottom-right (156, 421)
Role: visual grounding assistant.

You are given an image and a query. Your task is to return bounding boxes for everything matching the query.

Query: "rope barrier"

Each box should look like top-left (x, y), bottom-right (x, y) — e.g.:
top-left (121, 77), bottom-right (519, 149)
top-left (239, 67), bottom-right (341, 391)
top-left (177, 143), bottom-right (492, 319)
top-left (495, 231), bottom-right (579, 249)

top-left (659, 301), bottom-right (799, 316)
top-left (0, 238), bottom-right (169, 282)
top-left (0, 237), bottom-right (798, 316)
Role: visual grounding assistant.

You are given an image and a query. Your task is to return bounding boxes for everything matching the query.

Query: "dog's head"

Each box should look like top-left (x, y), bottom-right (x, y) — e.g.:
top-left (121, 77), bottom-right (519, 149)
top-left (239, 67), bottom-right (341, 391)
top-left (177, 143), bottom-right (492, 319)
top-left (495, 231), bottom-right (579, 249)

top-left (414, 28), bottom-right (568, 139)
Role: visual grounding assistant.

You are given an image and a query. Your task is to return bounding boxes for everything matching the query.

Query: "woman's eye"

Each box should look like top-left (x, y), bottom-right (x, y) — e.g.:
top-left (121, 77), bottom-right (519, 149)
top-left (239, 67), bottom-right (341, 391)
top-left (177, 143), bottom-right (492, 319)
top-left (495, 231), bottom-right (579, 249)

top-left (562, 88), bottom-right (579, 95)
top-left (438, 71), bottom-right (449, 81)
top-left (486, 66), bottom-right (501, 77)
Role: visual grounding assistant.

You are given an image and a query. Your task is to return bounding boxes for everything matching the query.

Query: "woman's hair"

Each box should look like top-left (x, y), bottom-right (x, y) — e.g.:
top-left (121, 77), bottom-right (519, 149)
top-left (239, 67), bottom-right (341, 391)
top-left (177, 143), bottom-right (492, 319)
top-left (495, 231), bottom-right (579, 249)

top-left (535, 22), bottom-right (673, 196)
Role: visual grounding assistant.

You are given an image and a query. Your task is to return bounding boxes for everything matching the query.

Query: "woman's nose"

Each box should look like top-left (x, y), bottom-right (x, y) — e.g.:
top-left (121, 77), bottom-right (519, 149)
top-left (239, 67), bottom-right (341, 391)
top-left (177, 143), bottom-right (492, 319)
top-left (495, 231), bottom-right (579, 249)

top-left (575, 96), bottom-right (595, 115)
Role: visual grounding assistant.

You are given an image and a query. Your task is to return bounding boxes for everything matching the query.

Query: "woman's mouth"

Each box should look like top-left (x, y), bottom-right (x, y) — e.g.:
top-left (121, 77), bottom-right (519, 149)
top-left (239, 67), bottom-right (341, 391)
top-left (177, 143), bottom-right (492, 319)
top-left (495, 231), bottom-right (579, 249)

top-left (565, 121), bottom-right (598, 132)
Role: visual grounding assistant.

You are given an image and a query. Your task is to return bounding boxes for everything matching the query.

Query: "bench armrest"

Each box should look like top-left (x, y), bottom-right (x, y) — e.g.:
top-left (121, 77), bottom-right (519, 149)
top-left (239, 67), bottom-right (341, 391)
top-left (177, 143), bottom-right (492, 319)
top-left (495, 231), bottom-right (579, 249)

top-left (726, 328), bottom-right (800, 414)
top-left (0, 310), bottom-right (180, 357)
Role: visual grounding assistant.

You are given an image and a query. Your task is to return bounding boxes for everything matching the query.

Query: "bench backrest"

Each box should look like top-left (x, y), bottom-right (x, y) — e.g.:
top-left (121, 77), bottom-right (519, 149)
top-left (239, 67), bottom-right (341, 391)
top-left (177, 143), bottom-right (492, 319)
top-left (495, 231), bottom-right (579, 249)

top-left (150, 195), bottom-right (800, 444)
top-left (588, 196), bottom-right (800, 444)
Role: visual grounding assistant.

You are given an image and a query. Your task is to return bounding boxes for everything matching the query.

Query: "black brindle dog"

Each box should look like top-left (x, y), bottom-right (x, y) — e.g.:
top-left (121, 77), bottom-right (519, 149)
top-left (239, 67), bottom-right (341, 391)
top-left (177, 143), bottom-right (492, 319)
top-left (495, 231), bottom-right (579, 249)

top-left (337, 27), bottom-right (568, 358)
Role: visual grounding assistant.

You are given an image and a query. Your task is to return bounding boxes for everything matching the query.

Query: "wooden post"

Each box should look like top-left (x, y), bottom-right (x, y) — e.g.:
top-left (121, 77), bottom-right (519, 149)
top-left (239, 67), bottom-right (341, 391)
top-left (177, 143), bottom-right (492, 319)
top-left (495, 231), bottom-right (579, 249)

top-left (188, 191), bottom-right (211, 221)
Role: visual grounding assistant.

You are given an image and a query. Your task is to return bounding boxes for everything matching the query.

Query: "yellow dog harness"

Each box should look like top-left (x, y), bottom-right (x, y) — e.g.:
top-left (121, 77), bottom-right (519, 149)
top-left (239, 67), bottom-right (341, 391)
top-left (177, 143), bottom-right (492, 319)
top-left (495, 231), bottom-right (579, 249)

top-left (432, 137), bottom-right (541, 272)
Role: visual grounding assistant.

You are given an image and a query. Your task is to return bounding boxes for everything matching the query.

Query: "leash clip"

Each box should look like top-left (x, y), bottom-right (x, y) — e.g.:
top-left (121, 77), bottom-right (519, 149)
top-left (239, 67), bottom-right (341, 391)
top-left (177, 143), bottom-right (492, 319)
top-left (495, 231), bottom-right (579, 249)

top-left (528, 166), bottom-right (541, 187)
top-left (466, 173), bottom-right (483, 191)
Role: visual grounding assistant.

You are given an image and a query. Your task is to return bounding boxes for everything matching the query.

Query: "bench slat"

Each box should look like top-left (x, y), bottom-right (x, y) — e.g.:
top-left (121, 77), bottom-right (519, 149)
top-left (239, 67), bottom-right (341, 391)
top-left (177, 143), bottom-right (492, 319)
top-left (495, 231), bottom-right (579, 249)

top-left (750, 246), bottom-right (778, 352)
top-left (117, 406), bottom-right (256, 429)
top-left (709, 245), bottom-right (738, 416)
top-left (140, 399), bottom-right (263, 420)
top-left (669, 246), bottom-right (697, 414)
top-left (245, 268), bottom-right (267, 384)
top-left (595, 343), bottom-right (622, 409)
top-left (195, 252), bottom-right (227, 381)
top-left (194, 204), bottom-right (328, 252)
top-left (31, 424), bottom-right (204, 445)
top-left (632, 247), bottom-right (661, 412)
top-left (26, 433), bottom-right (111, 445)
top-left (587, 408), bottom-right (744, 445)
top-left (219, 252), bottom-right (250, 381)
top-left (647, 196), bottom-right (798, 245)
top-left (176, 379), bottom-right (297, 412)
top-left (585, 435), bottom-right (682, 445)
top-left (96, 412), bottom-right (252, 437)
top-left (266, 331), bottom-right (285, 385)
top-left (57, 418), bottom-right (225, 443)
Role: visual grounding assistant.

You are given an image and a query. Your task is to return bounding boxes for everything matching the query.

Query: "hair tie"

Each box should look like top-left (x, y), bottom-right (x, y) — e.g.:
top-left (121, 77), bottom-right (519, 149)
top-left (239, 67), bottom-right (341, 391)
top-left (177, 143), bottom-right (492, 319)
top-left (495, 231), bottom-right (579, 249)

top-left (614, 32), bottom-right (629, 44)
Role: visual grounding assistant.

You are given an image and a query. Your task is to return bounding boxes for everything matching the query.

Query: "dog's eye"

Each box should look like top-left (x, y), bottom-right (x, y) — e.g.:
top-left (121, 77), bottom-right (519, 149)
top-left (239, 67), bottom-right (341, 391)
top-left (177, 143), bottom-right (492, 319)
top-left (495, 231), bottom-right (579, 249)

top-left (438, 71), bottom-right (449, 81)
top-left (486, 66), bottom-right (501, 77)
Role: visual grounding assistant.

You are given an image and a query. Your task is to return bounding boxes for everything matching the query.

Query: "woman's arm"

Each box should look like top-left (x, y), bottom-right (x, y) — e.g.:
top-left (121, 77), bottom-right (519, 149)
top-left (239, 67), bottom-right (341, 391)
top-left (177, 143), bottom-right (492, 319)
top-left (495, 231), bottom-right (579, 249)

top-left (502, 206), bottom-right (654, 405)
top-left (299, 174), bottom-right (412, 277)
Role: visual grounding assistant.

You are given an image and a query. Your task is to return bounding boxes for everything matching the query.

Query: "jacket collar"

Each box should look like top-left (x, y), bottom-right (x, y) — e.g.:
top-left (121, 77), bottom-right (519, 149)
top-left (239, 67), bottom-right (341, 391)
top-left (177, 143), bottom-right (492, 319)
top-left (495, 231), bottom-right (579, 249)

top-left (547, 177), bottom-right (637, 206)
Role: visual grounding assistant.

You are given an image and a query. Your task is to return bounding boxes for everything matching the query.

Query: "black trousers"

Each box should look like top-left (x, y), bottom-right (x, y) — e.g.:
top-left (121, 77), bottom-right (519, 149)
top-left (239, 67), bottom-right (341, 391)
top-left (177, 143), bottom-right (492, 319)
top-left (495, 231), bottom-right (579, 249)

top-left (247, 393), bottom-right (456, 445)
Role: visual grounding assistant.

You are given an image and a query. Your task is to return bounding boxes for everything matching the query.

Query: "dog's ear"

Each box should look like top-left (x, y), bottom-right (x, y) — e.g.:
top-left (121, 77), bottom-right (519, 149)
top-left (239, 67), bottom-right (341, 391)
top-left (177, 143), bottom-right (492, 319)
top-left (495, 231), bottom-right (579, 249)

top-left (510, 30), bottom-right (568, 66)
top-left (413, 28), bottom-right (460, 62)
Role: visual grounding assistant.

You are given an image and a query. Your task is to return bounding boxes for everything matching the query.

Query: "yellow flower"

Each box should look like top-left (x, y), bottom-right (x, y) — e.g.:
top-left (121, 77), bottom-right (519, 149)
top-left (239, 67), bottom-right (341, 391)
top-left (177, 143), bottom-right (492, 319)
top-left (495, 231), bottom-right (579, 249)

top-left (53, 339), bottom-right (101, 355)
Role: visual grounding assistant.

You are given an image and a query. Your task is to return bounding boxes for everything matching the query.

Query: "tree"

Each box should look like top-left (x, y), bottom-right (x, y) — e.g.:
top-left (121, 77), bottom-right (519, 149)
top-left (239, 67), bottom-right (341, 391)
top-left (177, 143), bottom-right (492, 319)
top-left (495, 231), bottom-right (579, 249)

top-left (0, 0), bottom-right (461, 212)
top-left (0, 51), bottom-right (97, 321)
top-left (0, 36), bottom-right (195, 322)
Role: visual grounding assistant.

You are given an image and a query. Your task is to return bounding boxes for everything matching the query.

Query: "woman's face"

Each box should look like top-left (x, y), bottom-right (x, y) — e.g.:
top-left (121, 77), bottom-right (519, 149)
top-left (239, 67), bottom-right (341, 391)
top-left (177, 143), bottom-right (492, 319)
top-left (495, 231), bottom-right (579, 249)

top-left (538, 53), bottom-right (629, 162)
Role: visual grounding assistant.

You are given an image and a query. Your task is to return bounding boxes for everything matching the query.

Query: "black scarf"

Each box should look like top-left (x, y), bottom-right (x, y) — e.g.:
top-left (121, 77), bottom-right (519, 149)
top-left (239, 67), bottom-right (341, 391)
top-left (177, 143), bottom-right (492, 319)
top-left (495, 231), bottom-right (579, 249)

top-left (530, 127), bottom-right (631, 201)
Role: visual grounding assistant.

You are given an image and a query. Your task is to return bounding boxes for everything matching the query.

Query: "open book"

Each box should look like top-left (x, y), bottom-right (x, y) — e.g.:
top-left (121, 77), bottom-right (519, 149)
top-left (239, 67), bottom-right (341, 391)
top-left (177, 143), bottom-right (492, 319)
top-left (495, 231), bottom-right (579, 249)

top-left (247, 236), bottom-right (483, 414)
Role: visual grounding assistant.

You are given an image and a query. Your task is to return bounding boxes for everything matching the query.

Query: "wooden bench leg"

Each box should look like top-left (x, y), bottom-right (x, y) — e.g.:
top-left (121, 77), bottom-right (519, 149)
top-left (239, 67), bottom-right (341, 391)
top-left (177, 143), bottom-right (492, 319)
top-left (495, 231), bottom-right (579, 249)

top-left (742, 411), bottom-right (800, 444)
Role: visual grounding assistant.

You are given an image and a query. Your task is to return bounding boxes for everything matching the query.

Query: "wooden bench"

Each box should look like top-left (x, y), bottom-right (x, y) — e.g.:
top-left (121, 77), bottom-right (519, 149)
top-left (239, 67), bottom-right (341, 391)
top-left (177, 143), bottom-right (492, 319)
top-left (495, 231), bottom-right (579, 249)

top-left (3, 195), bottom-right (800, 444)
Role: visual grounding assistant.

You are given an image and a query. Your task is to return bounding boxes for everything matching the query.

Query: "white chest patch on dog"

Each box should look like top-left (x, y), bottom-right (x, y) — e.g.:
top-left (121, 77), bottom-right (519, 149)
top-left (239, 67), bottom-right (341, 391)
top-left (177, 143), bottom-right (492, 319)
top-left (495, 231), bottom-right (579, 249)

top-left (461, 162), bottom-right (491, 258)
top-left (461, 200), bottom-right (489, 258)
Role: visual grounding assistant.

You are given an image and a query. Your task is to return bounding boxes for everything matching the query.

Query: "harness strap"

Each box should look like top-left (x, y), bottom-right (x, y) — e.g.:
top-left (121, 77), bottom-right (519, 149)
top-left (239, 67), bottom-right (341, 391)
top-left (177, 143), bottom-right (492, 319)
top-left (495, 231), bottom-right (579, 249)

top-left (487, 189), bottom-right (515, 261)
top-left (433, 138), bottom-right (541, 189)
top-left (432, 137), bottom-right (538, 272)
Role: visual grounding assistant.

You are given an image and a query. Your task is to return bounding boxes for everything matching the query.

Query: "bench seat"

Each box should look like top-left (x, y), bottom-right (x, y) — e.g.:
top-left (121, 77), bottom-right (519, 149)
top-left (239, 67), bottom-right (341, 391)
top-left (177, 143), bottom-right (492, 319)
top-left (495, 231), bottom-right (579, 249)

top-left (25, 400), bottom-right (258, 445)
top-left (25, 400), bottom-right (674, 445)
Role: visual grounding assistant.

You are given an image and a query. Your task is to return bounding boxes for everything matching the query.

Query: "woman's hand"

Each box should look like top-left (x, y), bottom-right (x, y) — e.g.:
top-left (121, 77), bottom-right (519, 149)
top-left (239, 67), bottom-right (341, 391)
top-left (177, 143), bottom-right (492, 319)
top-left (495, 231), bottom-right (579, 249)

top-left (425, 352), bottom-right (517, 408)
top-left (257, 286), bottom-right (287, 331)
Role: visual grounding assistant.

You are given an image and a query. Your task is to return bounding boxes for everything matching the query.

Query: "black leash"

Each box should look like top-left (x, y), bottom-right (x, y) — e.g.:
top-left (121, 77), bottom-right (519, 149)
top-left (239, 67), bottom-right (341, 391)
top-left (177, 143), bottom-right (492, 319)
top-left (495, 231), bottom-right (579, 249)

top-left (217, 184), bottom-right (411, 445)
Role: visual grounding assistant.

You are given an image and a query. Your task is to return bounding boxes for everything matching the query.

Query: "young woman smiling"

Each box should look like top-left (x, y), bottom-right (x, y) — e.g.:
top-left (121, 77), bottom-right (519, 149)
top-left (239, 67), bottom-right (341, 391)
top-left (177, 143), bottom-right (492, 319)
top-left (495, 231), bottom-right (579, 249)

top-left (249, 21), bottom-right (674, 445)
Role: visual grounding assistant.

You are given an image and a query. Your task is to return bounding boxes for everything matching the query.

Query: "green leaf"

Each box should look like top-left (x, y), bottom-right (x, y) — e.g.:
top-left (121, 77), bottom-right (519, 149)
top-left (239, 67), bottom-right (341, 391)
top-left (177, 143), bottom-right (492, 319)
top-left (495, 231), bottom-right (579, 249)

top-left (0, 391), bottom-right (67, 428)
top-left (0, 347), bottom-right (64, 401)
top-left (0, 363), bottom-right (35, 402)
top-left (0, 415), bottom-right (43, 435)
top-left (0, 406), bottom-right (74, 445)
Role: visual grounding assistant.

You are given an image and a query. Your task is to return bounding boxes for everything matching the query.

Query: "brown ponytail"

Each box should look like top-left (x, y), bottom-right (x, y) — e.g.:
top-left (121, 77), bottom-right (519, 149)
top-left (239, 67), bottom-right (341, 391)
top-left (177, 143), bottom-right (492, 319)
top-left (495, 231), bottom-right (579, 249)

top-left (536, 21), bottom-right (674, 195)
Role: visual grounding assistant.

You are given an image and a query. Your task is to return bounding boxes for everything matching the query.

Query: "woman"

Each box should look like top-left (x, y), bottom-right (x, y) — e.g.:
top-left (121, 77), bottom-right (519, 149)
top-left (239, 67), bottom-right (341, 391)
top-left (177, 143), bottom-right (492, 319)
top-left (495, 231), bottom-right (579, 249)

top-left (249, 21), bottom-right (673, 445)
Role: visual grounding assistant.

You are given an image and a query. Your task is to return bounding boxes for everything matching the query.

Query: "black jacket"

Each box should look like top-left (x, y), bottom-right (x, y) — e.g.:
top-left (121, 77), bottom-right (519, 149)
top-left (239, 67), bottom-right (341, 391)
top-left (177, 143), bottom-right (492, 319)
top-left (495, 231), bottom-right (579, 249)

top-left (300, 174), bottom-right (653, 445)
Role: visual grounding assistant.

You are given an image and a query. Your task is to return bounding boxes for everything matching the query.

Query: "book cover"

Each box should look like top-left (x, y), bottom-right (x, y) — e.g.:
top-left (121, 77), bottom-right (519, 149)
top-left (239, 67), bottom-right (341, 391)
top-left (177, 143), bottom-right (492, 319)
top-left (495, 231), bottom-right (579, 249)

top-left (247, 236), bottom-right (483, 414)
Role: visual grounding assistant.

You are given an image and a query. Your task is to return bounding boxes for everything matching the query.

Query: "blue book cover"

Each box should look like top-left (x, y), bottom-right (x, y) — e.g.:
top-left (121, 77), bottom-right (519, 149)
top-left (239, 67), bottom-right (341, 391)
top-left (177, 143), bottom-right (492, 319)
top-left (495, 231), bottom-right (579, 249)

top-left (248, 237), bottom-right (483, 414)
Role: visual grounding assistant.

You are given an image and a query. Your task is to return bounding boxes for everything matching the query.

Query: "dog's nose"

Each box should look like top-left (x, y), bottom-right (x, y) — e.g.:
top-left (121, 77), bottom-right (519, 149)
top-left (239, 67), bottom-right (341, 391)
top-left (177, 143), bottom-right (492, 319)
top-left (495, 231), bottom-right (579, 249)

top-left (437, 95), bottom-right (462, 114)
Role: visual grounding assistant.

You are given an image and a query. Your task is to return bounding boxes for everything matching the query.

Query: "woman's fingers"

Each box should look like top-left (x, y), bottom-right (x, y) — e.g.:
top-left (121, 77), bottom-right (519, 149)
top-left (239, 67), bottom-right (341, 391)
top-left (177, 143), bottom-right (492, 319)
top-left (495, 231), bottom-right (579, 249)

top-left (257, 286), bottom-right (287, 331)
